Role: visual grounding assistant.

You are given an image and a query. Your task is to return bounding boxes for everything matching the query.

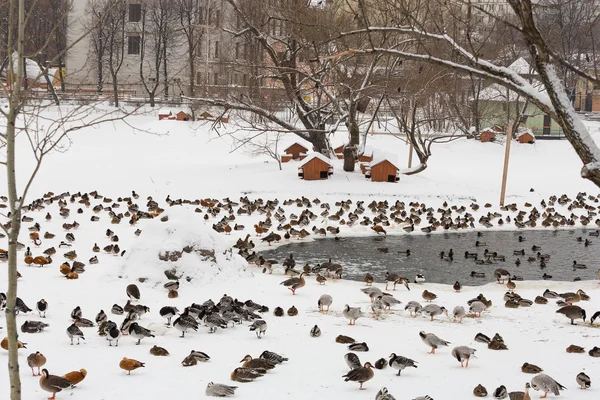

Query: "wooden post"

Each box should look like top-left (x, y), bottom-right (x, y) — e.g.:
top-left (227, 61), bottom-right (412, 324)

top-left (499, 123), bottom-right (514, 206)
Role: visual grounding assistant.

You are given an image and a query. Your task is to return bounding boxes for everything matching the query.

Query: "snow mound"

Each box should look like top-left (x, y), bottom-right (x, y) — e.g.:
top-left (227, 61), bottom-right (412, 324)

top-left (118, 208), bottom-right (251, 286)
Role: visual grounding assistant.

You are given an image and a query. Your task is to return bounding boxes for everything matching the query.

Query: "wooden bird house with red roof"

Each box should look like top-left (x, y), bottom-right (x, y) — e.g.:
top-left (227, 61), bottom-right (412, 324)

top-left (298, 154), bottom-right (333, 180)
top-left (282, 143), bottom-right (309, 163)
top-left (367, 159), bottom-right (399, 182)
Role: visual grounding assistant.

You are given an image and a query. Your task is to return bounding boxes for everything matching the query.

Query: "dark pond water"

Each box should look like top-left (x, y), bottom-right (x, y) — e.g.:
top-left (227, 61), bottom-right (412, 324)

top-left (260, 229), bottom-right (600, 285)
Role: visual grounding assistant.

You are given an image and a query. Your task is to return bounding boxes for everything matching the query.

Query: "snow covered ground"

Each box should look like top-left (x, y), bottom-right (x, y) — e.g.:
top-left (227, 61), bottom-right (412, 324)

top-left (1, 106), bottom-right (600, 399)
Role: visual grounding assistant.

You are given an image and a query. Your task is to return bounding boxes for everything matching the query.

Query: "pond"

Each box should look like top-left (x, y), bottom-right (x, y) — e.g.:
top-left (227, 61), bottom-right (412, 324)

top-left (260, 229), bottom-right (600, 285)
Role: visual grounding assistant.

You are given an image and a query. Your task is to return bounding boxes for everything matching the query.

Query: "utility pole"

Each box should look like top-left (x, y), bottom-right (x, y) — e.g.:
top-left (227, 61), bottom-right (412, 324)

top-left (499, 122), bottom-right (514, 207)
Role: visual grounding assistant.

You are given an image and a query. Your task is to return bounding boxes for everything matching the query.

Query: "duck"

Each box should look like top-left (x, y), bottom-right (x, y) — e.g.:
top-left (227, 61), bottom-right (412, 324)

top-left (576, 372), bottom-right (591, 389)
top-left (150, 345), bottom-right (170, 356)
top-left (39, 369), bottom-right (73, 399)
top-left (451, 346), bottom-right (476, 367)
top-left (405, 301), bottom-right (423, 317)
top-left (36, 299), bottom-right (48, 318)
top-left (240, 354), bottom-right (276, 370)
top-left (189, 350), bottom-right (211, 362)
top-left (573, 260), bottom-right (587, 269)
top-left (506, 278), bottom-right (516, 292)
top-left (470, 271), bottom-right (486, 278)
top-left (310, 325), bottom-right (321, 337)
top-left (414, 274), bottom-right (426, 284)
top-left (363, 273), bottom-right (374, 286)
top-left (384, 272), bottom-right (410, 291)
top-left (566, 344), bottom-right (585, 353)
top-left (259, 350), bottom-right (288, 364)
top-left (273, 307), bottom-right (284, 317)
top-left (126, 284), bottom-right (141, 301)
top-left (474, 333), bottom-right (491, 344)
top-left (534, 296), bottom-right (548, 305)
top-left (488, 340), bottom-right (508, 350)
top-left (521, 362), bottom-right (544, 374)
top-left (493, 385), bottom-right (508, 399)
top-left (27, 351), bottom-right (46, 376)
top-left (21, 320), bottom-right (50, 333)
top-left (348, 342), bottom-right (369, 352)
top-left (388, 353), bottom-right (418, 376)
top-left (280, 272), bottom-right (306, 295)
top-left (494, 268), bottom-right (510, 284)
top-left (316, 274), bottom-right (327, 285)
top-left (530, 373), bottom-right (566, 398)
top-left (230, 367), bottom-right (266, 382)
top-left (543, 289), bottom-right (558, 299)
top-left (119, 357), bottom-right (145, 375)
top-left (453, 281), bottom-right (462, 292)
top-left (422, 290), bottom-right (437, 302)
top-left (1, 337), bottom-right (27, 350)
top-left (474, 384), bottom-right (488, 397)
top-left (287, 306), bottom-right (298, 316)
top-left (589, 346), bottom-right (600, 357)
top-left (507, 383), bottom-right (531, 400)
top-left (469, 301), bottom-right (487, 317)
top-left (205, 382), bottom-right (238, 397)
top-left (344, 353), bottom-right (360, 370)
top-left (374, 358), bottom-right (387, 370)
top-left (336, 335), bottom-right (356, 344)
top-left (62, 369), bottom-right (87, 385)
top-left (159, 306), bottom-right (179, 326)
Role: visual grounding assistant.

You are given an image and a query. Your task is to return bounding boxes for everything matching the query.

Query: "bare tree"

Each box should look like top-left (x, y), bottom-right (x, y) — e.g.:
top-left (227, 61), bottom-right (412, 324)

top-left (231, 128), bottom-right (284, 170)
top-left (174, 0), bottom-right (204, 98)
top-left (1, 2), bottom-right (140, 398)
top-left (335, 0), bottom-right (600, 187)
top-left (105, 0), bottom-right (127, 107)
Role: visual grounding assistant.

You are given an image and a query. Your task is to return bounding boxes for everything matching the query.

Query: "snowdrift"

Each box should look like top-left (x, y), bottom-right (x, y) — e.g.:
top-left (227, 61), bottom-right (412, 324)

top-left (117, 208), bottom-right (251, 287)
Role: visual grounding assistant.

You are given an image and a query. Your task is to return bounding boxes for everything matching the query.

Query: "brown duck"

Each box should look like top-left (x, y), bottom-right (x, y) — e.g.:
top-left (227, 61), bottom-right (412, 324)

top-left (230, 367), bottom-right (267, 382)
top-left (422, 290), bottom-right (437, 302)
top-left (342, 361), bottom-right (374, 390)
top-left (521, 362), bottom-right (543, 374)
top-left (240, 355), bottom-right (276, 370)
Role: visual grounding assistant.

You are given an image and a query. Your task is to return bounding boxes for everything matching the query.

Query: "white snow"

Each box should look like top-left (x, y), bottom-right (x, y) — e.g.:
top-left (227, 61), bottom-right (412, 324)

top-left (0, 106), bottom-right (600, 399)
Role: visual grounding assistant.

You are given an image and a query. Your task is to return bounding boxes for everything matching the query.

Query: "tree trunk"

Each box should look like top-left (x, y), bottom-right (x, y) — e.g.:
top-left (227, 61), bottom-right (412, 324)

top-left (162, 43), bottom-right (169, 99)
top-left (343, 146), bottom-right (356, 171)
top-left (188, 47), bottom-right (195, 97)
top-left (344, 112), bottom-right (360, 171)
top-left (403, 162), bottom-right (428, 175)
top-left (149, 92), bottom-right (155, 107)
top-left (308, 130), bottom-right (329, 156)
top-left (112, 74), bottom-right (119, 107)
top-left (97, 56), bottom-right (103, 95)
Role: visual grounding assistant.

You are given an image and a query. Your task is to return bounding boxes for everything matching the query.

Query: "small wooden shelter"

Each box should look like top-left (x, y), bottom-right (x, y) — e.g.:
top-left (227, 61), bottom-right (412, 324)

top-left (197, 111), bottom-right (214, 120)
top-left (158, 110), bottom-right (173, 120)
top-left (334, 145), bottom-right (345, 159)
top-left (282, 143), bottom-right (309, 163)
top-left (175, 111), bottom-right (191, 121)
top-left (366, 159), bottom-right (399, 182)
top-left (298, 154), bottom-right (333, 180)
top-left (479, 128), bottom-right (497, 143)
top-left (517, 131), bottom-right (535, 144)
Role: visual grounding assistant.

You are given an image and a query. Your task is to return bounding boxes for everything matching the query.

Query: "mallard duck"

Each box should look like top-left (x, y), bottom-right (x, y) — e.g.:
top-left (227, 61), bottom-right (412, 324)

top-left (543, 289), bottom-right (558, 299)
top-left (111, 304), bottom-right (124, 315)
top-left (21, 320), bottom-right (49, 333)
top-left (556, 305), bottom-right (586, 325)
top-left (473, 384), bottom-right (488, 397)
top-left (494, 268), bottom-right (510, 284)
top-left (205, 382), bottom-right (238, 397)
top-left (470, 271), bottom-right (486, 278)
top-left (150, 345), bottom-right (169, 356)
top-left (62, 369), bottom-right (87, 385)
top-left (589, 346), bottom-right (600, 357)
top-left (273, 307), bottom-right (284, 317)
top-left (27, 351), bottom-right (46, 376)
top-left (453, 281), bottom-right (462, 292)
top-left (119, 357), bottom-right (145, 375)
top-left (363, 273), bottom-right (374, 286)
top-left (506, 278), bottom-right (516, 292)
top-left (451, 346), bottom-right (476, 367)
top-left (287, 306), bottom-right (298, 316)
top-left (488, 340), bottom-right (508, 350)
top-left (230, 367), bottom-right (266, 382)
top-left (422, 290), bottom-right (437, 302)
top-left (530, 373), bottom-right (566, 397)
top-left (39, 369), bottom-right (73, 398)
top-left (310, 325), bottom-right (321, 337)
top-left (342, 361), bottom-right (374, 389)
top-left (126, 284), bottom-right (140, 301)
top-left (493, 385), bottom-right (508, 399)
top-left (348, 342), bottom-right (369, 352)
top-left (566, 344), bottom-right (585, 353)
top-left (240, 354), bottom-right (276, 370)
top-left (374, 359), bottom-right (387, 370)
top-left (576, 372), bottom-right (591, 389)
top-left (535, 296), bottom-right (548, 305)
top-left (336, 335), bottom-right (355, 344)
top-left (316, 274), bottom-right (326, 285)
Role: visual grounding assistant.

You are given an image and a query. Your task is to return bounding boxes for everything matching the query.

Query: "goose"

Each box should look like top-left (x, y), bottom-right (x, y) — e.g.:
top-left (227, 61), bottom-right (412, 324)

top-left (342, 304), bottom-right (364, 325)
top-left (318, 294), bottom-right (333, 312)
top-left (280, 272), bottom-right (306, 295)
top-left (419, 331), bottom-right (450, 354)
top-left (405, 301), bottom-right (422, 317)
top-left (556, 305), bottom-right (586, 325)
top-left (422, 304), bottom-right (447, 321)
top-left (388, 353), bottom-right (418, 375)
top-left (452, 306), bottom-right (466, 323)
top-left (259, 350), bottom-right (288, 364)
top-left (494, 268), bottom-right (510, 284)
top-left (451, 346), bottom-right (476, 368)
top-left (530, 374), bottom-right (566, 398)
top-left (206, 382), bottom-right (238, 397)
top-left (39, 369), bottom-right (73, 399)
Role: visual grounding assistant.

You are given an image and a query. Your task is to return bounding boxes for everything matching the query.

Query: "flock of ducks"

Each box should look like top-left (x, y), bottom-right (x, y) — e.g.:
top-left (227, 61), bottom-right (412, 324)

top-left (2, 190), bottom-right (600, 399)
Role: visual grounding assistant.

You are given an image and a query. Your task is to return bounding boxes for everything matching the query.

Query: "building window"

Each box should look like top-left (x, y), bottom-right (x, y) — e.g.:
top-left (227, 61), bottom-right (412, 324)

top-left (129, 4), bottom-right (142, 22)
top-left (235, 43), bottom-right (240, 59)
top-left (214, 41), bottom-right (219, 58)
top-left (128, 35), bottom-right (141, 55)
top-left (215, 10), bottom-right (221, 28)
top-left (213, 73), bottom-right (219, 85)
